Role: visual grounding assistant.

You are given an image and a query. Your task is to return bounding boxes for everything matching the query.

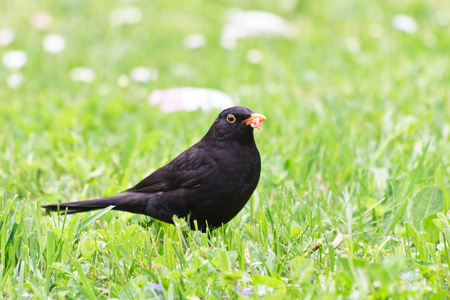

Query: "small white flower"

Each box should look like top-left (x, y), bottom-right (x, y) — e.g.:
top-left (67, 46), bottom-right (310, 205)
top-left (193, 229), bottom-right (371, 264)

top-left (7, 72), bottom-right (23, 88)
top-left (123, 6), bottom-right (142, 24)
top-left (2, 50), bottom-right (27, 70)
top-left (42, 34), bottom-right (66, 53)
top-left (0, 28), bottom-right (15, 46)
top-left (392, 15), bottom-right (417, 34)
top-left (70, 67), bottom-right (95, 83)
top-left (130, 67), bottom-right (158, 83)
top-left (183, 34), bottom-right (206, 50)
top-left (246, 49), bottom-right (263, 64)
top-left (30, 12), bottom-right (53, 30)
top-left (220, 9), bottom-right (297, 49)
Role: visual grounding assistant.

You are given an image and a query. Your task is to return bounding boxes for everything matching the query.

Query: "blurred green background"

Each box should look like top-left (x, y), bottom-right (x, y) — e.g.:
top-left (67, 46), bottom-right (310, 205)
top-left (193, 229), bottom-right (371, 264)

top-left (0, 0), bottom-right (449, 298)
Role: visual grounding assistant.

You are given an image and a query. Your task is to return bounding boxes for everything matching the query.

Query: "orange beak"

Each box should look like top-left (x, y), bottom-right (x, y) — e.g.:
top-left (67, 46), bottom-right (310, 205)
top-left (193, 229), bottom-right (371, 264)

top-left (242, 113), bottom-right (267, 131)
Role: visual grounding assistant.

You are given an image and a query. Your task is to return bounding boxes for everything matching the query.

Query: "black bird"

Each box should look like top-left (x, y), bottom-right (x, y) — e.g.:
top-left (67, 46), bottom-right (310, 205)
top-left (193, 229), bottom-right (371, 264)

top-left (42, 106), bottom-right (266, 231)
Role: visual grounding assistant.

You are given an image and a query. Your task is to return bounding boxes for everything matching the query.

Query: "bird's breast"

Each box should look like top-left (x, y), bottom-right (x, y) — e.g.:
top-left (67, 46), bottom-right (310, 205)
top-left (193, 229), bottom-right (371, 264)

top-left (202, 146), bottom-right (260, 212)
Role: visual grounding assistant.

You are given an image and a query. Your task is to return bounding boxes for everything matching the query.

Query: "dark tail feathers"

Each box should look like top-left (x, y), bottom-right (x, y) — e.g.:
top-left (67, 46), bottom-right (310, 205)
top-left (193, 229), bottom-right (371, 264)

top-left (42, 193), bottom-right (149, 215)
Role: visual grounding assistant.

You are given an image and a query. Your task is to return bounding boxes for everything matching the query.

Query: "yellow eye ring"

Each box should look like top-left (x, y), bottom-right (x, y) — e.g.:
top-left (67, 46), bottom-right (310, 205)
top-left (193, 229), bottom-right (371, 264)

top-left (226, 114), bottom-right (236, 124)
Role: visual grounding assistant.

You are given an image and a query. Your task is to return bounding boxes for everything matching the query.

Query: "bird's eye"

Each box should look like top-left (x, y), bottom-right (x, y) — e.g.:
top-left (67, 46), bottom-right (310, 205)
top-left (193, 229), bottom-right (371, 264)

top-left (227, 114), bottom-right (236, 124)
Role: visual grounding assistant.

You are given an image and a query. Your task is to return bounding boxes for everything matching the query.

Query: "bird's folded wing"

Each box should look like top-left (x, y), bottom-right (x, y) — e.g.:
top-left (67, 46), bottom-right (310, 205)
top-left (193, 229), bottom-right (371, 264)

top-left (125, 148), bottom-right (216, 193)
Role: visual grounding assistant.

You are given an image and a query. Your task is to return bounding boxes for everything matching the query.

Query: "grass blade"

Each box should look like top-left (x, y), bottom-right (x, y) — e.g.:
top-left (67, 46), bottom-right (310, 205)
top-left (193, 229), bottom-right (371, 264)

top-left (75, 205), bottom-right (115, 237)
top-left (72, 259), bottom-right (97, 300)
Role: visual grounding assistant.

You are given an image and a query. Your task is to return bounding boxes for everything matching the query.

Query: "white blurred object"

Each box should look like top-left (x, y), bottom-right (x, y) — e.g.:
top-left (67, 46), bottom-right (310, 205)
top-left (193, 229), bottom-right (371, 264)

top-left (436, 11), bottom-right (450, 26)
top-left (43, 34), bottom-right (66, 53)
top-left (30, 12), bottom-right (53, 30)
top-left (110, 6), bottom-right (142, 26)
top-left (117, 75), bottom-right (130, 88)
top-left (70, 67), bottom-right (96, 83)
top-left (183, 33), bottom-right (206, 50)
top-left (345, 37), bottom-right (360, 54)
top-left (149, 87), bottom-right (234, 113)
top-left (331, 233), bottom-right (349, 250)
top-left (246, 49), bottom-right (263, 64)
top-left (0, 28), bottom-right (15, 46)
top-left (130, 67), bottom-right (158, 83)
top-left (7, 72), bottom-right (23, 88)
top-left (170, 63), bottom-right (197, 78)
top-left (220, 8), bottom-right (297, 49)
top-left (392, 14), bottom-right (417, 34)
top-left (2, 50), bottom-right (27, 70)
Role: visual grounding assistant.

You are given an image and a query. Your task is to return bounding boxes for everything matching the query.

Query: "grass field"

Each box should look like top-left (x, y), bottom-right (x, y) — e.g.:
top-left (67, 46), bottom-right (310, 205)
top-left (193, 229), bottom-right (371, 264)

top-left (1, 0), bottom-right (449, 298)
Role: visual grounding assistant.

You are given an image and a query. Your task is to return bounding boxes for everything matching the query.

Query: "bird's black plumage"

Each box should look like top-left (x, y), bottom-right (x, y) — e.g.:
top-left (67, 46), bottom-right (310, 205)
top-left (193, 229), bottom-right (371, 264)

top-left (42, 106), bottom-right (266, 231)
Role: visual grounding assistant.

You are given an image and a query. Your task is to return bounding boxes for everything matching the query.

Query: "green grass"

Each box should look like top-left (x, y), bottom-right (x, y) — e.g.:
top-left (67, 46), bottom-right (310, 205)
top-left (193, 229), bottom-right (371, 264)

top-left (1, 0), bottom-right (450, 298)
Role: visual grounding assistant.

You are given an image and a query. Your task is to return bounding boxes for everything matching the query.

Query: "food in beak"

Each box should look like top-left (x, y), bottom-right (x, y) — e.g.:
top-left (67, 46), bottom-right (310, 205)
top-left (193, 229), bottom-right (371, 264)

top-left (243, 113), bottom-right (267, 131)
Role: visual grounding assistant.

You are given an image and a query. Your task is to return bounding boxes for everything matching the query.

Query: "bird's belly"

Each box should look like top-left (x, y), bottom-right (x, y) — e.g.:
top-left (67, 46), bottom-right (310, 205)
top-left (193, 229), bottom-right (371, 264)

top-left (190, 167), bottom-right (259, 228)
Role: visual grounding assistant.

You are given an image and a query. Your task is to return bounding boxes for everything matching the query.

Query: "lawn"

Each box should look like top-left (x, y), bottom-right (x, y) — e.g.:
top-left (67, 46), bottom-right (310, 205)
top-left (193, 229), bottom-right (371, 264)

top-left (0, 0), bottom-right (449, 298)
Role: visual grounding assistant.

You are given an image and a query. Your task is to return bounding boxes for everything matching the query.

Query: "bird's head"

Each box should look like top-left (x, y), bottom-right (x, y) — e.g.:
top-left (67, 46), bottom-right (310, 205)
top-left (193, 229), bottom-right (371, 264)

top-left (205, 106), bottom-right (267, 144)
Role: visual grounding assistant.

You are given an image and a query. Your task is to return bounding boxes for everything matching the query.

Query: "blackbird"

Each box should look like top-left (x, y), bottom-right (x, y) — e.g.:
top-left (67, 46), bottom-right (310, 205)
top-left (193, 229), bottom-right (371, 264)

top-left (42, 106), bottom-right (266, 231)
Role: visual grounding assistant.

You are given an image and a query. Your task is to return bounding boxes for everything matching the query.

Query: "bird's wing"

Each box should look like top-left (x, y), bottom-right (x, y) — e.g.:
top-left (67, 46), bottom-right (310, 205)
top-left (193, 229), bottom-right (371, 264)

top-left (125, 147), bottom-right (216, 193)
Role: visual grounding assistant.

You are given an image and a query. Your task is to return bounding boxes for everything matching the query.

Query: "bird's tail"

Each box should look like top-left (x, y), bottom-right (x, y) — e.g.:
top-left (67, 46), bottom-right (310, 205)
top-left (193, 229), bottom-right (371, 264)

top-left (42, 193), bottom-right (149, 215)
